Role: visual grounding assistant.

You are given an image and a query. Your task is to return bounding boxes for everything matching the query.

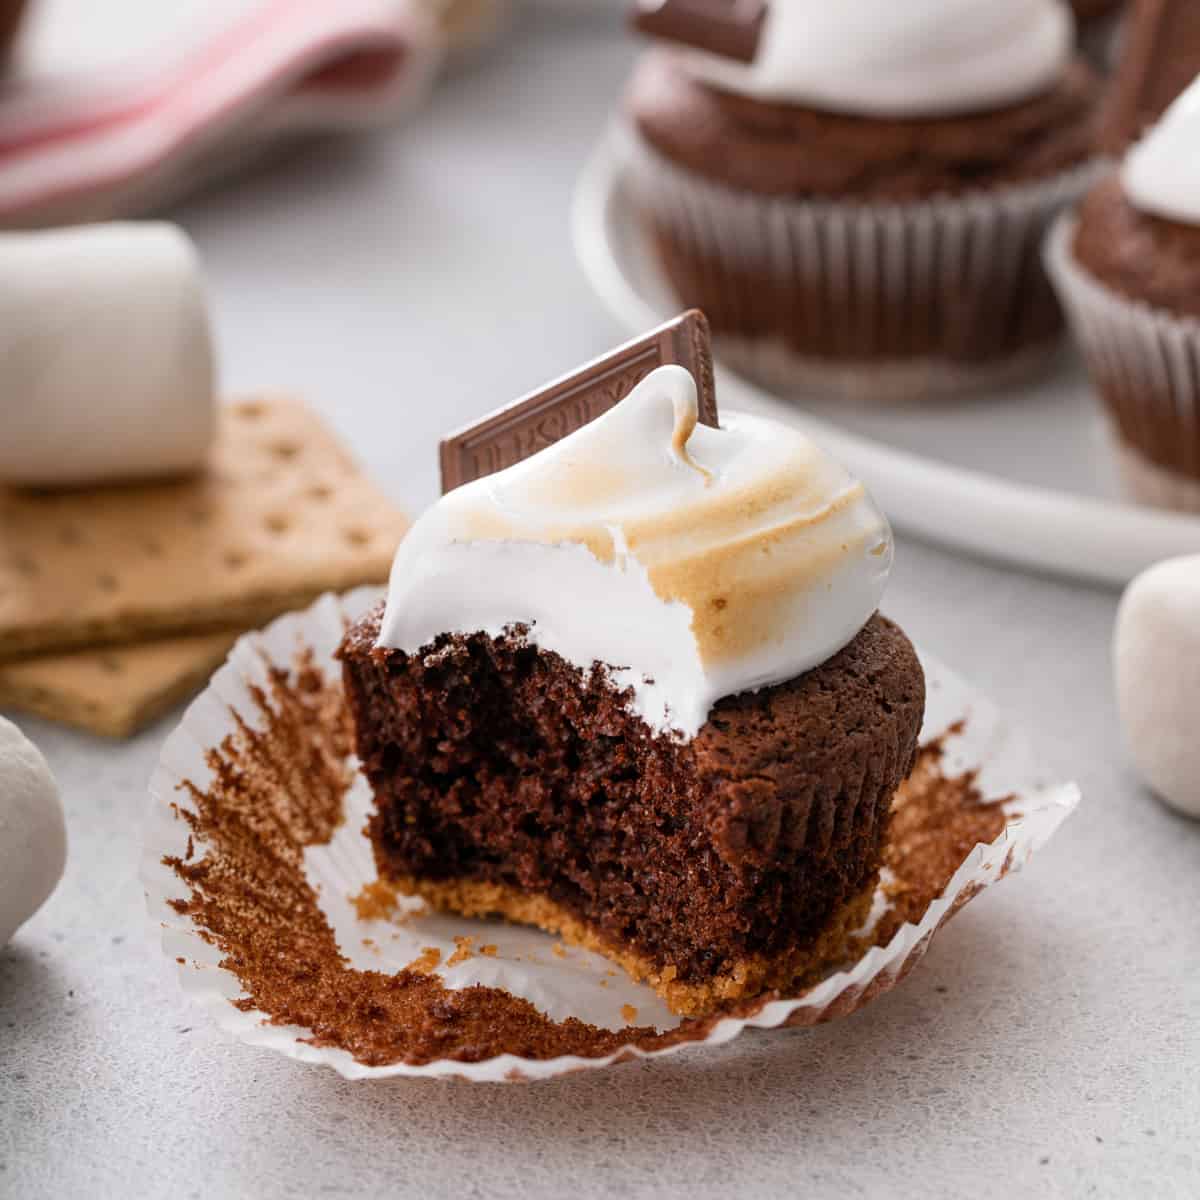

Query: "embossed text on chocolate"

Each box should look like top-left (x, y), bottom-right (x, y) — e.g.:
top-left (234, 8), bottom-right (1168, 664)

top-left (440, 311), bottom-right (718, 492)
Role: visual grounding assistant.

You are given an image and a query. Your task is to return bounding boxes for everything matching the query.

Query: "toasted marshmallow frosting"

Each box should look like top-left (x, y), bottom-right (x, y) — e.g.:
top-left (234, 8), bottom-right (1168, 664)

top-left (1124, 76), bottom-right (1200, 226)
top-left (380, 366), bottom-right (892, 740)
top-left (673, 0), bottom-right (1074, 118)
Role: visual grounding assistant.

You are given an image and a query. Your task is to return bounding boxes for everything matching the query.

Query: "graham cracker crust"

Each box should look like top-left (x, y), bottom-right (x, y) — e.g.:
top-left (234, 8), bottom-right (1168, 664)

top-left (386, 872), bottom-right (878, 1018)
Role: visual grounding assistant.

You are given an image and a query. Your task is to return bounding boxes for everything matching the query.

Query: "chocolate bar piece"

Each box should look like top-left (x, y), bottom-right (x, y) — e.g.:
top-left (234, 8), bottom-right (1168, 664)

top-left (630, 0), bottom-right (767, 65)
top-left (439, 310), bottom-right (719, 493)
top-left (1100, 0), bottom-right (1200, 153)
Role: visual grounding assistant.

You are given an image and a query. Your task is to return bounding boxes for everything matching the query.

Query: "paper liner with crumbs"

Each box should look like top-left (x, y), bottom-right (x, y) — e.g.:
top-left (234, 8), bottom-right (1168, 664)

top-left (142, 588), bottom-right (1080, 1083)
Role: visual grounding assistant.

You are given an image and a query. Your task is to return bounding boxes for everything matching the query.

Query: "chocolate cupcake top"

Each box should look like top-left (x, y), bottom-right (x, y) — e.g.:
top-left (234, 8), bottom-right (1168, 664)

top-left (379, 366), bottom-right (892, 740)
top-left (636, 0), bottom-right (1076, 118)
top-left (1073, 76), bottom-right (1200, 317)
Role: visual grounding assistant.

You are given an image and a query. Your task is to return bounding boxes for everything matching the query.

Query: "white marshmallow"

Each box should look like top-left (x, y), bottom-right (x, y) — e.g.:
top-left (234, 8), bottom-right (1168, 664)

top-left (0, 222), bottom-right (216, 488)
top-left (1114, 554), bottom-right (1200, 818)
top-left (0, 716), bottom-right (67, 946)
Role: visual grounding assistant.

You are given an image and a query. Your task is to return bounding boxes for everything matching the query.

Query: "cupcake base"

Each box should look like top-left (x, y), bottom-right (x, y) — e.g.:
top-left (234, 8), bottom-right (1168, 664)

top-left (341, 609), bottom-right (925, 1018)
top-left (620, 124), bottom-right (1101, 402)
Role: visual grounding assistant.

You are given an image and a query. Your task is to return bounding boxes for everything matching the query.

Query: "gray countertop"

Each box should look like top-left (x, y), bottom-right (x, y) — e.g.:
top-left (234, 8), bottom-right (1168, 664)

top-left (3, 12), bottom-right (1198, 1199)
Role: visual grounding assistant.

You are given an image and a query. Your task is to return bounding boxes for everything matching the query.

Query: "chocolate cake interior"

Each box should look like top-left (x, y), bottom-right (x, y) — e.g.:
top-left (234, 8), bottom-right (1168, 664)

top-left (340, 606), bottom-right (924, 998)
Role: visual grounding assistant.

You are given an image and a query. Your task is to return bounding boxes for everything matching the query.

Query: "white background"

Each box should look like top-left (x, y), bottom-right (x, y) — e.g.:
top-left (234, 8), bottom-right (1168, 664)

top-left (2, 8), bottom-right (1198, 1198)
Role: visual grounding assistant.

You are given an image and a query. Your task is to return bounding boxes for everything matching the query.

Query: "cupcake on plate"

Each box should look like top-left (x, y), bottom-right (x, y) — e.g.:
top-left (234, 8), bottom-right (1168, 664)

top-left (339, 319), bottom-right (925, 1017)
top-left (620, 0), bottom-right (1103, 401)
top-left (1047, 76), bottom-right (1200, 512)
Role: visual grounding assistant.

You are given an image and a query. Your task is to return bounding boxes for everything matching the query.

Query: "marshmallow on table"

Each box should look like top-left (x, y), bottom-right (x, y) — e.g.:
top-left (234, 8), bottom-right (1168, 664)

top-left (0, 222), bottom-right (216, 488)
top-left (0, 716), bottom-right (66, 946)
top-left (1114, 554), bottom-right (1200, 819)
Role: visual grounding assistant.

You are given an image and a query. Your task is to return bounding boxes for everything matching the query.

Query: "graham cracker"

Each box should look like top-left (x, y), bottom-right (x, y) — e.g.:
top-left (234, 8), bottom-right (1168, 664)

top-left (0, 631), bottom-right (238, 738)
top-left (0, 398), bottom-right (408, 661)
top-left (380, 872), bottom-right (876, 1018)
top-left (1098, 0), bottom-right (1200, 153)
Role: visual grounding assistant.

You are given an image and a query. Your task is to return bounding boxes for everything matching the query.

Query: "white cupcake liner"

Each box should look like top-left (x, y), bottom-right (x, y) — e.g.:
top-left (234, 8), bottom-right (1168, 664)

top-left (142, 587), bottom-right (1080, 1082)
top-left (1045, 214), bottom-right (1200, 512)
top-left (616, 122), bottom-right (1103, 402)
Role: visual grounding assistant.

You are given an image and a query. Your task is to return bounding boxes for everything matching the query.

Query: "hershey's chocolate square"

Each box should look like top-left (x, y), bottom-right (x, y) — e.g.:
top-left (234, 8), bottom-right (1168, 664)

top-left (440, 310), bottom-right (718, 493)
top-left (630, 0), bottom-right (768, 64)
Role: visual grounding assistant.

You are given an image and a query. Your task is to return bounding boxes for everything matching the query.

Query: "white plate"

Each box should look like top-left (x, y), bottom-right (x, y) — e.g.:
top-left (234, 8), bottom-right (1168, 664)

top-left (571, 140), bottom-right (1200, 588)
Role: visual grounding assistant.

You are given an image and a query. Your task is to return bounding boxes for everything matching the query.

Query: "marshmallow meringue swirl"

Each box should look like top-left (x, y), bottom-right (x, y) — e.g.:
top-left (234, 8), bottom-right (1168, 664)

top-left (380, 366), bottom-right (892, 740)
top-left (675, 0), bottom-right (1075, 118)
top-left (1123, 76), bottom-right (1200, 226)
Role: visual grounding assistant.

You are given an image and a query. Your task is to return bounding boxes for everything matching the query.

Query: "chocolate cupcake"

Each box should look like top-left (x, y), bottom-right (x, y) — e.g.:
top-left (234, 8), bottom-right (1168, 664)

top-left (339, 333), bottom-right (924, 1016)
top-left (1047, 77), bottom-right (1200, 511)
top-left (620, 0), bottom-right (1103, 400)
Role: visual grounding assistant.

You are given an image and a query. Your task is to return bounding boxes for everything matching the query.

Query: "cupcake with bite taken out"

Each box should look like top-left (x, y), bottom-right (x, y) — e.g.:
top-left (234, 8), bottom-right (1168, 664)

top-left (338, 317), bottom-right (925, 1016)
top-left (619, 0), bottom-right (1103, 401)
top-left (1047, 75), bottom-right (1200, 512)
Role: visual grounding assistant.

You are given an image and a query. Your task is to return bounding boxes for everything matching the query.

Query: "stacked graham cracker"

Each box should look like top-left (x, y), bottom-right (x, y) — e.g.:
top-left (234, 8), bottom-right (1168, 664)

top-left (0, 399), bottom-right (407, 736)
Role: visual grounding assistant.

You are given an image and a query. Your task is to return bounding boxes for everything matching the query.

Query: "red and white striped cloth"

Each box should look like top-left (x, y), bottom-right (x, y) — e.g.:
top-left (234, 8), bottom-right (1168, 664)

top-left (0, 0), bottom-right (441, 226)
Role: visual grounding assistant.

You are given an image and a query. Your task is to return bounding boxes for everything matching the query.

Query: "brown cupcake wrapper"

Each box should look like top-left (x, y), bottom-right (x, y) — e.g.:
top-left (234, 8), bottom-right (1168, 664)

top-left (617, 122), bottom-right (1103, 401)
top-left (1045, 214), bottom-right (1200, 510)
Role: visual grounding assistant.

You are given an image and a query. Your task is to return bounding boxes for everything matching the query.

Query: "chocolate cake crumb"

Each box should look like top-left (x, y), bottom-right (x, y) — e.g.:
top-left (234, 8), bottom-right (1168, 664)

top-left (408, 947), bottom-right (443, 974)
top-left (351, 879), bottom-right (402, 922)
top-left (163, 648), bottom-right (1015, 1070)
top-left (621, 1005), bottom-right (639, 1026)
top-left (479, 944), bottom-right (498, 957)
